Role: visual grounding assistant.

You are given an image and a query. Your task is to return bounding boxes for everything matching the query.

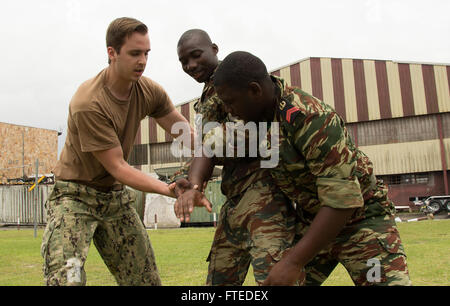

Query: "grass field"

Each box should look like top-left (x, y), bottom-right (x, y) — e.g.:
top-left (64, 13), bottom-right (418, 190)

top-left (0, 219), bottom-right (449, 286)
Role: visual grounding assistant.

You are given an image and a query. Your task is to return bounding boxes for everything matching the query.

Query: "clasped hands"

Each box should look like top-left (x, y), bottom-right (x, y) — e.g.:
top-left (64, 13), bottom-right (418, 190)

top-left (171, 178), bottom-right (212, 222)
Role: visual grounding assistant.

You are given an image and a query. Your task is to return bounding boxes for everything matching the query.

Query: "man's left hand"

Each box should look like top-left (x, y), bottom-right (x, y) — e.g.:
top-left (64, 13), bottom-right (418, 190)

top-left (174, 188), bottom-right (212, 222)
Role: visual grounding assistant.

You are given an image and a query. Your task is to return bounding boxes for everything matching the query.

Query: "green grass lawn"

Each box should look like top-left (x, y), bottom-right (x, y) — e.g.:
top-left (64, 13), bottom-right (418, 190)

top-left (0, 219), bottom-right (449, 286)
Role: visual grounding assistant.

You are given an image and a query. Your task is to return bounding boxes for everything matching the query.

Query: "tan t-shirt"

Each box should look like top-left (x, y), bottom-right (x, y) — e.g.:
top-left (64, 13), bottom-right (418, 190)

top-left (53, 68), bottom-right (174, 188)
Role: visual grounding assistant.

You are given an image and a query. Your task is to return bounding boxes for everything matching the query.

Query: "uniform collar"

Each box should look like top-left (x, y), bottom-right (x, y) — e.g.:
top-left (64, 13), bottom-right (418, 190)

top-left (200, 61), bottom-right (221, 101)
top-left (270, 75), bottom-right (286, 122)
top-left (205, 61), bottom-right (221, 88)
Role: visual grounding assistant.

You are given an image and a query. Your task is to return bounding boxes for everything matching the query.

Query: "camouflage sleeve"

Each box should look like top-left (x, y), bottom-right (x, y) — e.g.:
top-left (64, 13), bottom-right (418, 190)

top-left (194, 95), bottom-right (228, 138)
top-left (193, 95), bottom-right (226, 165)
top-left (167, 158), bottom-right (192, 183)
top-left (293, 111), bottom-right (364, 210)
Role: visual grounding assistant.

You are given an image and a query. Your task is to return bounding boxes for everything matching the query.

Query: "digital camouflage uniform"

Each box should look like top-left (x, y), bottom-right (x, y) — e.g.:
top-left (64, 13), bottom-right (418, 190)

top-left (41, 181), bottom-right (161, 286)
top-left (179, 74), bottom-right (297, 285)
top-left (269, 76), bottom-right (411, 286)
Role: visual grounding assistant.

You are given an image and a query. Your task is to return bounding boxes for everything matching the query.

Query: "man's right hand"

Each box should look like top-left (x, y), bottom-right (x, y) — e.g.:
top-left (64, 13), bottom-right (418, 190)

top-left (174, 178), bottom-right (194, 197)
top-left (174, 188), bottom-right (212, 222)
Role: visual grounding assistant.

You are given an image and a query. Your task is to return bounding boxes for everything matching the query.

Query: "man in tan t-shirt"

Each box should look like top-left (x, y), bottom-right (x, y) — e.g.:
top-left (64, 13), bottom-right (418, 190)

top-left (41, 17), bottom-right (201, 286)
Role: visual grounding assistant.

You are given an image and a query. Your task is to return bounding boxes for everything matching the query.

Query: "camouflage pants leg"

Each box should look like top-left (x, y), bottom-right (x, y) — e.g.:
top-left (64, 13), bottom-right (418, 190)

top-left (303, 214), bottom-right (412, 286)
top-left (206, 178), bottom-right (297, 285)
top-left (40, 181), bottom-right (161, 286)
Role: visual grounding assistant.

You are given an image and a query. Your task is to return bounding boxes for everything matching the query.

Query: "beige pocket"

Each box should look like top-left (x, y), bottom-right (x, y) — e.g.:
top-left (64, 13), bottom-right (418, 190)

top-left (41, 218), bottom-right (62, 256)
top-left (376, 228), bottom-right (406, 256)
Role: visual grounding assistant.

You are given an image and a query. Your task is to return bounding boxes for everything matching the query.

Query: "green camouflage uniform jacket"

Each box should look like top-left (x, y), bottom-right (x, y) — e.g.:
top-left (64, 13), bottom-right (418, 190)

top-left (175, 67), bottom-right (269, 198)
top-left (270, 76), bottom-right (396, 224)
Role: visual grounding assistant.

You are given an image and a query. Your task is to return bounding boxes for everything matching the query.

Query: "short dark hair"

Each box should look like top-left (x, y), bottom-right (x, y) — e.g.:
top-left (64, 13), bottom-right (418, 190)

top-left (106, 17), bottom-right (148, 64)
top-left (213, 51), bottom-right (268, 89)
top-left (177, 29), bottom-right (212, 47)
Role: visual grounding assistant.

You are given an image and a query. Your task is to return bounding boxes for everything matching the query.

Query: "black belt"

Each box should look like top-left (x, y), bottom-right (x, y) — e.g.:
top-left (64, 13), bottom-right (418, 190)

top-left (93, 184), bottom-right (124, 193)
top-left (64, 180), bottom-right (124, 193)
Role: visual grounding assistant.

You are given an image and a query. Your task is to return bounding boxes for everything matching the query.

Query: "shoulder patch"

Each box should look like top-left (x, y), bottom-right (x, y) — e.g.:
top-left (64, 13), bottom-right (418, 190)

top-left (278, 98), bottom-right (301, 123)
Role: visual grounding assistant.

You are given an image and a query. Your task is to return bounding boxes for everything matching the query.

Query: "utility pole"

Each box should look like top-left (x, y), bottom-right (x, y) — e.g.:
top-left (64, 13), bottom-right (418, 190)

top-left (22, 131), bottom-right (25, 179)
top-left (34, 159), bottom-right (38, 238)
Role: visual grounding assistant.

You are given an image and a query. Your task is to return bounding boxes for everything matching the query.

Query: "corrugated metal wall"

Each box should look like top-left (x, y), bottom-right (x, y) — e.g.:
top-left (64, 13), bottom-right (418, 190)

top-left (143, 98), bottom-right (197, 144)
top-left (0, 185), bottom-right (146, 225)
top-left (348, 113), bottom-right (449, 175)
top-left (351, 114), bottom-right (439, 146)
top-left (0, 185), bottom-right (52, 225)
top-left (262, 59), bottom-right (448, 177)
top-left (361, 140), bottom-right (444, 175)
top-left (272, 58), bottom-right (449, 123)
top-left (148, 142), bottom-right (189, 165)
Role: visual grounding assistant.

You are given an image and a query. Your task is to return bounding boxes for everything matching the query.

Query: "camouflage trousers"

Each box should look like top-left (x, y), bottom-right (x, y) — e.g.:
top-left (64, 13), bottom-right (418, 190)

top-left (206, 176), bottom-right (297, 285)
top-left (41, 180), bottom-right (161, 286)
top-left (300, 214), bottom-right (412, 286)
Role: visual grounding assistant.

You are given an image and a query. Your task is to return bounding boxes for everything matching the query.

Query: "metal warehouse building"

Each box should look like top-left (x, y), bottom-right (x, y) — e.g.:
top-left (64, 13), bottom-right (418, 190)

top-left (129, 57), bottom-right (450, 210)
top-left (270, 57), bottom-right (450, 207)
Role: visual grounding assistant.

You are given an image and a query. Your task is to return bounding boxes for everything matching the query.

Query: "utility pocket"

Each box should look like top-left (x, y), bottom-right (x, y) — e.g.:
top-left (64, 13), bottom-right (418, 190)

top-left (376, 227), bottom-right (406, 256)
top-left (267, 247), bottom-right (284, 263)
top-left (40, 218), bottom-right (63, 276)
top-left (373, 227), bottom-right (411, 286)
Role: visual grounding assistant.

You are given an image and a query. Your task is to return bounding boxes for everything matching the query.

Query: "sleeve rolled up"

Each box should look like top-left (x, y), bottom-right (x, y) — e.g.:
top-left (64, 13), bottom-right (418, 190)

top-left (317, 176), bottom-right (364, 210)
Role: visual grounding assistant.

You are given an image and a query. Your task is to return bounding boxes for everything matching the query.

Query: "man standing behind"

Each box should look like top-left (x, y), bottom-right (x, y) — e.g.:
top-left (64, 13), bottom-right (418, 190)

top-left (41, 17), bottom-right (193, 286)
top-left (174, 30), bottom-right (297, 285)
